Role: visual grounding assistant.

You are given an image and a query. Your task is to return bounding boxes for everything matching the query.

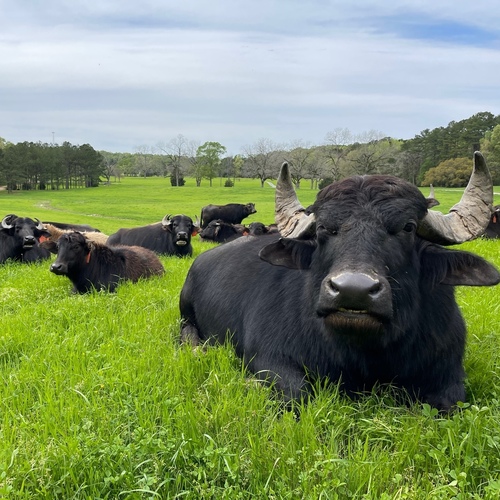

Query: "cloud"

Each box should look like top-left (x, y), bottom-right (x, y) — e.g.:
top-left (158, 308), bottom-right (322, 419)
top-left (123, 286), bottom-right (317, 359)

top-left (1, 1), bottom-right (500, 154)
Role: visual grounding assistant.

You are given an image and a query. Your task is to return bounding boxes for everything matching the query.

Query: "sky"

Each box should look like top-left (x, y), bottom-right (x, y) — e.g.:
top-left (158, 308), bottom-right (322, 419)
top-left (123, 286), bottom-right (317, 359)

top-left (1, 1), bottom-right (500, 156)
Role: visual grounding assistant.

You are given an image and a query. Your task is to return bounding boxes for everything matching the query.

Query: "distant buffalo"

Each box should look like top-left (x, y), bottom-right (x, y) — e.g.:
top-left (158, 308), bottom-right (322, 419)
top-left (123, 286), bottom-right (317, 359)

top-left (43, 231), bottom-right (164, 293)
top-left (42, 223), bottom-right (109, 245)
top-left (483, 205), bottom-right (500, 238)
top-left (199, 220), bottom-right (248, 244)
top-left (0, 214), bottom-right (51, 263)
top-left (107, 214), bottom-right (198, 257)
top-left (247, 222), bottom-right (279, 236)
top-left (200, 203), bottom-right (256, 229)
top-left (43, 221), bottom-right (101, 232)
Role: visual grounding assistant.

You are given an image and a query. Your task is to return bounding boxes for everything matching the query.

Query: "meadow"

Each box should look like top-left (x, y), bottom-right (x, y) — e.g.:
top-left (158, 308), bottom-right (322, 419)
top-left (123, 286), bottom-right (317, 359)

top-left (0, 176), bottom-right (499, 499)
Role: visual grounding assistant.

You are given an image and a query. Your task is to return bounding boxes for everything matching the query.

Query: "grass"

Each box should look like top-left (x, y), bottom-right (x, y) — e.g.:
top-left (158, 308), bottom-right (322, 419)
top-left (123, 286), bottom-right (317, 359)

top-left (0, 177), bottom-right (499, 499)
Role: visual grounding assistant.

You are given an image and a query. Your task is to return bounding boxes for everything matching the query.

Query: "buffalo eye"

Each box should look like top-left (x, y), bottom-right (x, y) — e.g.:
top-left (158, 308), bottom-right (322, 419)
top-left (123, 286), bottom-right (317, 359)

top-left (403, 221), bottom-right (417, 233)
top-left (316, 224), bottom-right (338, 242)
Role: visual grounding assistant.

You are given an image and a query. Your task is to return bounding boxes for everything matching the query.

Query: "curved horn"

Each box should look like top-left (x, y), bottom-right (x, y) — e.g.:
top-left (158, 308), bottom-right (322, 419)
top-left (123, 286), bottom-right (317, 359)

top-left (1, 214), bottom-right (16, 229)
top-left (34, 218), bottom-right (44, 231)
top-left (275, 163), bottom-right (316, 238)
top-left (161, 214), bottom-right (172, 226)
top-left (417, 152), bottom-right (493, 245)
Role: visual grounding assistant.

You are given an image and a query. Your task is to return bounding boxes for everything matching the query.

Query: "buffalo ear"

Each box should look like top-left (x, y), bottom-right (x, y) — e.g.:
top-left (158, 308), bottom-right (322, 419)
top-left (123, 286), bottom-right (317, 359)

top-left (40, 240), bottom-right (58, 254)
top-left (422, 245), bottom-right (500, 286)
top-left (259, 238), bottom-right (316, 269)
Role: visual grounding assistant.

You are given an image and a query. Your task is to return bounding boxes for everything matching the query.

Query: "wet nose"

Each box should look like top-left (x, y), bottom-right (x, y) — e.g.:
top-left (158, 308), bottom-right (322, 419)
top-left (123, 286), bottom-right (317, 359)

top-left (327, 272), bottom-right (384, 310)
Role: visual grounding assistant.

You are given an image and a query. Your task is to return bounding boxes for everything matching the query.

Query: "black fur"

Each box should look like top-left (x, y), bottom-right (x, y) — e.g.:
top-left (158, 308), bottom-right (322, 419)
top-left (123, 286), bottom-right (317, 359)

top-left (107, 215), bottom-right (197, 257)
top-left (200, 203), bottom-right (256, 229)
top-left (46, 232), bottom-right (164, 293)
top-left (0, 214), bottom-right (51, 263)
top-left (180, 175), bottom-right (500, 411)
top-left (483, 205), bottom-right (500, 239)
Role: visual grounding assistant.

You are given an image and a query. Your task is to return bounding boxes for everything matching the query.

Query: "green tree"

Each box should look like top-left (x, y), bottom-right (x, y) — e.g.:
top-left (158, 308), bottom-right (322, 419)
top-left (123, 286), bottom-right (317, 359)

top-left (196, 141), bottom-right (227, 187)
top-left (421, 157), bottom-right (471, 187)
top-left (480, 124), bottom-right (500, 184)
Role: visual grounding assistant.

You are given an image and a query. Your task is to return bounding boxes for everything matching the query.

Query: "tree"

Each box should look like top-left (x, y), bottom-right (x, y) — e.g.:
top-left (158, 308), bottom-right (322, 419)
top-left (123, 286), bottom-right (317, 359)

top-left (481, 124), bottom-right (500, 184)
top-left (285, 140), bottom-right (314, 189)
top-left (156, 134), bottom-right (190, 187)
top-left (243, 138), bottom-right (282, 187)
top-left (75, 144), bottom-right (104, 187)
top-left (323, 128), bottom-right (353, 181)
top-left (345, 136), bottom-right (401, 177)
top-left (422, 157), bottom-right (471, 187)
top-left (196, 141), bottom-right (227, 187)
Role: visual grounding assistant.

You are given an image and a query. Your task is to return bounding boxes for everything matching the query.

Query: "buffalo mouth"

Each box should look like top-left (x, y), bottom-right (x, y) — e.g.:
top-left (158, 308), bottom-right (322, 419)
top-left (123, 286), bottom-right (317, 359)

top-left (319, 308), bottom-right (386, 336)
top-left (175, 239), bottom-right (188, 246)
top-left (22, 241), bottom-right (37, 249)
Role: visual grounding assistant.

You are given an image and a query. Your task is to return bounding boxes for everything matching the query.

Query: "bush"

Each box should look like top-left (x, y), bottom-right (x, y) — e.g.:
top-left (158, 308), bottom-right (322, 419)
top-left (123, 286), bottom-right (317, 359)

top-left (318, 177), bottom-right (333, 190)
top-left (170, 174), bottom-right (186, 186)
top-left (224, 178), bottom-right (234, 187)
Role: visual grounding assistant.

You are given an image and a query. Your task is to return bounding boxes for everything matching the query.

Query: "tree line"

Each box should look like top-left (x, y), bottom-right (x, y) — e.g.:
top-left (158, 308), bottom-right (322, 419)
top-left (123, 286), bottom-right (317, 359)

top-left (2, 111), bottom-right (500, 192)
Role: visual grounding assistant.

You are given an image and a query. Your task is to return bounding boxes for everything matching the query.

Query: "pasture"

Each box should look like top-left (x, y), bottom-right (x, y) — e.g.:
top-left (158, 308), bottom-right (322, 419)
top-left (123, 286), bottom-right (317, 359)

top-left (1, 177), bottom-right (500, 499)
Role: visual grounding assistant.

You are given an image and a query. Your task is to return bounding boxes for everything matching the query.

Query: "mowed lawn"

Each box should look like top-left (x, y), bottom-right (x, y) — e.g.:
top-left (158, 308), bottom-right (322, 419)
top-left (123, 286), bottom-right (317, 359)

top-left (0, 177), bottom-right (499, 499)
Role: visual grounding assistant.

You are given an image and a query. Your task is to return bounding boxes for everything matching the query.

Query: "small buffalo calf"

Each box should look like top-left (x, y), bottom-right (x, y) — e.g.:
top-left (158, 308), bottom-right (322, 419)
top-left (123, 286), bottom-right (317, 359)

top-left (43, 231), bottom-right (164, 293)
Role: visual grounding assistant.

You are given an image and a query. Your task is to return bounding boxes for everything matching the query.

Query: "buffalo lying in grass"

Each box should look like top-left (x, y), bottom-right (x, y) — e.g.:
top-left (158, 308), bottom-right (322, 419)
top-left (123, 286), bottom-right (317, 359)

top-left (180, 153), bottom-right (500, 412)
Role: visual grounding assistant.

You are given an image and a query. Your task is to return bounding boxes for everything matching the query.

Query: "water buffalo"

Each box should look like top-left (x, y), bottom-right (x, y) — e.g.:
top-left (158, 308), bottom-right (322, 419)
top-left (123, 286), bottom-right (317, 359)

top-left (43, 221), bottom-right (102, 232)
top-left (200, 203), bottom-right (256, 229)
top-left (107, 214), bottom-right (198, 257)
top-left (483, 205), bottom-right (500, 238)
top-left (43, 231), bottom-right (164, 293)
top-left (0, 214), bottom-right (51, 263)
top-left (199, 220), bottom-right (248, 244)
top-left (247, 222), bottom-right (279, 236)
top-left (43, 223), bottom-right (109, 245)
top-left (180, 153), bottom-right (500, 412)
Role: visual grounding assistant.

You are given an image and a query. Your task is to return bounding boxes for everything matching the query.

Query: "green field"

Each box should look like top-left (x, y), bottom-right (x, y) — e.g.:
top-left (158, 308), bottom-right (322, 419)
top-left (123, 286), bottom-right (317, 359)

top-left (0, 177), bottom-right (499, 499)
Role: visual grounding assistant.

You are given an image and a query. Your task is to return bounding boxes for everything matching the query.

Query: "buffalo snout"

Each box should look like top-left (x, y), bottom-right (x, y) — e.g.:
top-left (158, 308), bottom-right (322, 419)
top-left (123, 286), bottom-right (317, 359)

top-left (175, 231), bottom-right (189, 245)
top-left (22, 235), bottom-right (37, 247)
top-left (50, 262), bottom-right (68, 275)
top-left (317, 271), bottom-right (392, 326)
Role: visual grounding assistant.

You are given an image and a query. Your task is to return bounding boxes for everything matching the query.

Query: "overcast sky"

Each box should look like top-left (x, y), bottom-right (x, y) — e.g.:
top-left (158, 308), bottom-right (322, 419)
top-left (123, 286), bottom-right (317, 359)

top-left (1, 1), bottom-right (500, 155)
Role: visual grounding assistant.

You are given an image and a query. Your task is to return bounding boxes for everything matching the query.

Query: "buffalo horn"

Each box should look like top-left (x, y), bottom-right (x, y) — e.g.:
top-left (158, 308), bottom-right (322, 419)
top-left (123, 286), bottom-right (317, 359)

top-left (161, 214), bottom-right (172, 227)
top-left (1, 214), bottom-right (16, 229)
top-left (275, 163), bottom-right (316, 238)
top-left (34, 218), bottom-right (44, 231)
top-left (417, 151), bottom-right (493, 245)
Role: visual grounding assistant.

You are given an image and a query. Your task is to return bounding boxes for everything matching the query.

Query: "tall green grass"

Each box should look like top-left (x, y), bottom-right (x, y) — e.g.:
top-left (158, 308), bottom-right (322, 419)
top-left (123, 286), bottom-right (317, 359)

top-left (0, 178), bottom-right (499, 499)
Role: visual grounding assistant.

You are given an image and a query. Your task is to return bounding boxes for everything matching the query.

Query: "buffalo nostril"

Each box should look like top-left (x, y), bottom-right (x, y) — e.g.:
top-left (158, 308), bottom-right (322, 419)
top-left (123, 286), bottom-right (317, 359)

top-left (328, 272), bottom-right (383, 306)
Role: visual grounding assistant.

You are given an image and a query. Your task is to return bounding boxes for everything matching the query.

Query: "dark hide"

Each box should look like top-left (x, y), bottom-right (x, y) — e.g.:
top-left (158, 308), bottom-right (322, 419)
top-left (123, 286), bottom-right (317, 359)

top-left (199, 220), bottom-right (248, 243)
top-left (200, 203), bottom-right (256, 228)
top-left (43, 221), bottom-right (101, 232)
top-left (0, 214), bottom-right (51, 263)
top-left (107, 215), bottom-right (197, 257)
top-left (44, 231), bottom-right (164, 293)
top-left (247, 222), bottom-right (279, 236)
top-left (180, 175), bottom-right (500, 411)
top-left (483, 205), bottom-right (500, 239)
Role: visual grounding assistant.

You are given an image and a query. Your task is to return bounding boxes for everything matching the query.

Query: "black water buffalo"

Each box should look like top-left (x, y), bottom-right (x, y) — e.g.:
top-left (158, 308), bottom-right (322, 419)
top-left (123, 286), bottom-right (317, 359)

top-left (0, 214), bottom-right (51, 263)
top-left (199, 220), bottom-right (248, 243)
top-left (200, 203), bottom-right (256, 228)
top-left (43, 232), bottom-right (164, 293)
top-left (483, 205), bottom-right (500, 238)
top-left (107, 214), bottom-right (198, 257)
top-left (180, 153), bottom-right (500, 412)
top-left (42, 223), bottom-right (109, 245)
top-left (247, 222), bottom-right (279, 236)
top-left (43, 221), bottom-right (101, 232)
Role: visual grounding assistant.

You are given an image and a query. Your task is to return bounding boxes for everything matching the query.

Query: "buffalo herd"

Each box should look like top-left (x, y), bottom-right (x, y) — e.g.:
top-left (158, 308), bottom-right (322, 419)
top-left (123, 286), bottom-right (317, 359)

top-left (2, 156), bottom-right (500, 410)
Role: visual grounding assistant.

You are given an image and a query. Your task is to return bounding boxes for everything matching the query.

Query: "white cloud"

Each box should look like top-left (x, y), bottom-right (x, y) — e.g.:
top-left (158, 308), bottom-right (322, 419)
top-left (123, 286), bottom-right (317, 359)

top-left (1, 1), bottom-right (500, 154)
